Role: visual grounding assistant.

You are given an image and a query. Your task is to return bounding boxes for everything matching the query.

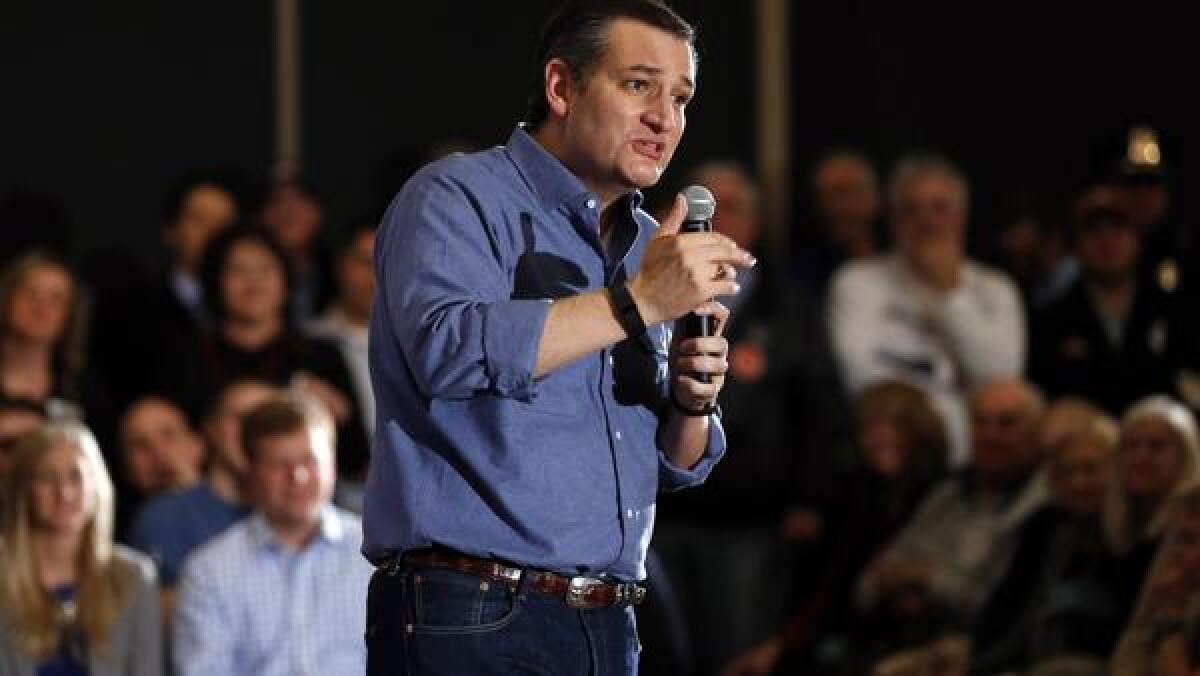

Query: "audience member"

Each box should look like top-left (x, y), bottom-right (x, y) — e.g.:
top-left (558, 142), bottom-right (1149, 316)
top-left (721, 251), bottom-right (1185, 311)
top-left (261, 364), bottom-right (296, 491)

top-left (126, 379), bottom-right (277, 607)
top-left (305, 222), bottom-right (376, 444)
top-left (118, 396), bottom-right (204, 504)
top-left (0, 250), bottom-right (107, 433)
top-left (828, 154), bottom-right (1026, 466)
top-left (991, 198), bottom-right (1078, 309)
top-left (165, 225), bottom-right (369, 482)
top-left (1104, 396), bottom-right (1199, 557)
top-left (853, 379), bottom-right (1047, 657)
top-left (0, 422), bottom-right (162, 676)
top-left (86, 168), bottom-right (245, 413)
top-left (971, 411), bottom-right (1133, 672)
top-left (1112, 481), bottom-right (1200, 675)
top-left (1100, 126), bottom-right (1196, 298)
top-left (259, 176), bottom-right (335, 323)
top-left (1030, 182), bottom-right (1198, 416)
top-left (158, 169), bottom-right (246, 326)
top-left (721, 380), bottom-right (948, 676)
top-left (794, 149), bottom-right (884, 299)
top-left (116, 395), bottom-right (205, 541)
top-left (172, 393), bottom-right (371, 676)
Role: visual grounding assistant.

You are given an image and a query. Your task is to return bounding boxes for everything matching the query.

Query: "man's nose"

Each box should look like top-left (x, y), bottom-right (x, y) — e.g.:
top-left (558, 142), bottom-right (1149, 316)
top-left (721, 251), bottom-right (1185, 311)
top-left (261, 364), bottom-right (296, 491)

top-left (643, 93), bottom-right (674, 134)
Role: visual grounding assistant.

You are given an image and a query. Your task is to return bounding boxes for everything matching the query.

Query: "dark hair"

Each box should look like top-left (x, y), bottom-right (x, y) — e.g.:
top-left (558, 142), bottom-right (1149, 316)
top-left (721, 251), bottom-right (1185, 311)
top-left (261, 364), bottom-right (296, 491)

top-left (524, 0), bottom-right (696, 131)
top-left (240, 393), bottom-right (334, 462)
top-left (161, 167), bottom-right (248, 228)
top-left (198, 225), bottom-right (293, 322)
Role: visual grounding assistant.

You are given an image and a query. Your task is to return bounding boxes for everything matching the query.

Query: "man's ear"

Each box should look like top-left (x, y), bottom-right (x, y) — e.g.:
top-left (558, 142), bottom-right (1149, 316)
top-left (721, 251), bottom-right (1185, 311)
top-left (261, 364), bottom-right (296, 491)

top-left (543, 57), bottom-right (573, 120)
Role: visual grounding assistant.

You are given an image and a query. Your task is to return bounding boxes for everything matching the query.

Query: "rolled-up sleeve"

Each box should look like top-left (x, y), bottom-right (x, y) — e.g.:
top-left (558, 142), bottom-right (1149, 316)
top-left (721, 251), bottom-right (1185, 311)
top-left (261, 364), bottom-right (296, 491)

top-left (378, 170), bottom-right (551, 402)
top-left (658, 415), bottom-right (727, 491)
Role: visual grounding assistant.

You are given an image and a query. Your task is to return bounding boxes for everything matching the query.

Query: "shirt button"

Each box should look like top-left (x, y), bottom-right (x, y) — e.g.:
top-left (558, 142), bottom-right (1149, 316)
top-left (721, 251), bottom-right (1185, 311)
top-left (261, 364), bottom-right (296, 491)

top-left (626, 509), bottom-right (635, 519)
top-left (586, 198), bottom-right (596, 209)
top-left (608, 355), bottom-right (615, 366)
top-left (614, 431), bottom-right (622, 441)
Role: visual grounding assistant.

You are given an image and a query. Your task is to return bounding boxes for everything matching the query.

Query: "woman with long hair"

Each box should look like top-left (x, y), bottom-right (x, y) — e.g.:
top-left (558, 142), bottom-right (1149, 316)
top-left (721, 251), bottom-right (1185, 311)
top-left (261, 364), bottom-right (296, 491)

top-left (163, 226), bottom-right (367, 484)
top-left (0, 422), bottom-right (162, 676)
top-left (1103, 395), bottom-right (1200, 555)
top-left (0, 251), bottom-right (88, 413)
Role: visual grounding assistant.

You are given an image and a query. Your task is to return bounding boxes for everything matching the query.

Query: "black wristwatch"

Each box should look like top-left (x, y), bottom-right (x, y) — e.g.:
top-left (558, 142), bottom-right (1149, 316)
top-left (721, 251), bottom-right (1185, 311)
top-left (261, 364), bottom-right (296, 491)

top-left (609, 282), bottom-right (655, 353)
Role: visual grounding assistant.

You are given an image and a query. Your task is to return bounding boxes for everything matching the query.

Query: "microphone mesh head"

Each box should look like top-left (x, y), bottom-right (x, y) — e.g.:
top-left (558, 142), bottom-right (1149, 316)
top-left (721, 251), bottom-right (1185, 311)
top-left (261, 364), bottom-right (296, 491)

top-left (683, 185), bottom-right (716, 221)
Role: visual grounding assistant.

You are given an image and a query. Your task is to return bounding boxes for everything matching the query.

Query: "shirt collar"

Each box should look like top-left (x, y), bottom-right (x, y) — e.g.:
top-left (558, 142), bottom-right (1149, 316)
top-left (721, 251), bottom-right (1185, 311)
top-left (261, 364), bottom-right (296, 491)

top-left (247, 504), bottom-right (345, 552)
top-left (505, 125), bottom-right (644, 218)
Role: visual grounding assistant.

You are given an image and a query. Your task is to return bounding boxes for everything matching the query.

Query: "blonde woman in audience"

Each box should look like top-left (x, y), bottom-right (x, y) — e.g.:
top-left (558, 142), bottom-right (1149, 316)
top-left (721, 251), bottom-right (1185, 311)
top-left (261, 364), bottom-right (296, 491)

top-left (0, 422), bottom-right (162, 676)
top-left (1104, 395), bottom-right (1200, 556)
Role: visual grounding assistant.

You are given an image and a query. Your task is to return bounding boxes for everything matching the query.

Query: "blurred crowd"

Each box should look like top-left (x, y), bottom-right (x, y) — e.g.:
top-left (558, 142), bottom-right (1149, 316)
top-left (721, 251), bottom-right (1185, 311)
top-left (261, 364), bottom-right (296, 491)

top-left (0, 123), bottom-right (1197, 676)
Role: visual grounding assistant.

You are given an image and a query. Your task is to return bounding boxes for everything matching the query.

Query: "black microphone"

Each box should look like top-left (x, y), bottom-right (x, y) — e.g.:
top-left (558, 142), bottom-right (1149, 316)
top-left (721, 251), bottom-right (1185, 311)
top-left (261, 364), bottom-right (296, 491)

top-left (680, 185), bottom-right (717, 383)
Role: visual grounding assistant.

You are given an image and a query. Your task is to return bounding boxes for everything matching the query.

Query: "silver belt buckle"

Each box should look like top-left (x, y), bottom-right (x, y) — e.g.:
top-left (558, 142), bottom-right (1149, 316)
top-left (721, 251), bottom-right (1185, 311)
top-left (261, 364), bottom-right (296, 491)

top-left (565, 576), bottom-right (605, 608)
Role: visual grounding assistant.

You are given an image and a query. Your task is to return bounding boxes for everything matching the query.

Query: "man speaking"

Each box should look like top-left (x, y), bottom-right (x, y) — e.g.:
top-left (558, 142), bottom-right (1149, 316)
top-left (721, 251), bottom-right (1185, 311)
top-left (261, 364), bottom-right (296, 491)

top-left (363, 1), bottom-right (756, 672)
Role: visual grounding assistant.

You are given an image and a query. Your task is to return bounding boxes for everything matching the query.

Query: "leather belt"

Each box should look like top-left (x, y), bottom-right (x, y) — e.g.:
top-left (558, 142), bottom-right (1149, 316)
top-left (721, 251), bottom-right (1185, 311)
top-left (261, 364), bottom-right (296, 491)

top-left (381, 549), bottom-right (647, 609)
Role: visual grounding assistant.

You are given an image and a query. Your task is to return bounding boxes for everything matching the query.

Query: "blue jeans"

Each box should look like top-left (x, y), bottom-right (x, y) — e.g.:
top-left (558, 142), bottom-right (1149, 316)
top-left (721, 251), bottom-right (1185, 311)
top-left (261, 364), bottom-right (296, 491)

top-left (366, 565), bottom-right (640, 675)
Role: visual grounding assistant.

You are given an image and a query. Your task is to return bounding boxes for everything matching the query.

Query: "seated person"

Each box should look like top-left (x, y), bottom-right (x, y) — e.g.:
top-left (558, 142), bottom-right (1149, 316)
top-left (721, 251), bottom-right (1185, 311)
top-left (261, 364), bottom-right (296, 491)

top-left (118, 394), bottom-right (206, 536)
top-left (1112, 481), bottom-right (1200, 676)
top-left (127, 378), bottom-right (279, 606)
top-left (971, 409), bottom-right (1134, 672)
top-left (0, 421), bottom-right (162, 675)
top-left (721, 380), bottom-right (948, 676)
top-left (853, 379), bottom-right (1048, 654)
top-left (173, 393), bottom-right (372, 676)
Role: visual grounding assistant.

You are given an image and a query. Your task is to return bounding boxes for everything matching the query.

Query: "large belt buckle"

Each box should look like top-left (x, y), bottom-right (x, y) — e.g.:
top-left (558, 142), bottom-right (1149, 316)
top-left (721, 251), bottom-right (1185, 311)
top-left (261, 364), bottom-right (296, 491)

top-left (565, 576), bottom-right (606, 609)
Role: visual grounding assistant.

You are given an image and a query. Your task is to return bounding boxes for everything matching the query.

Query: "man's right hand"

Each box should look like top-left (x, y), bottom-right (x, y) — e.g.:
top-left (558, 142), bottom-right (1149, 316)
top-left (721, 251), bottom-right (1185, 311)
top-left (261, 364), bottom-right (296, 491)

top-left (628, 194), bottom-right (756, 326)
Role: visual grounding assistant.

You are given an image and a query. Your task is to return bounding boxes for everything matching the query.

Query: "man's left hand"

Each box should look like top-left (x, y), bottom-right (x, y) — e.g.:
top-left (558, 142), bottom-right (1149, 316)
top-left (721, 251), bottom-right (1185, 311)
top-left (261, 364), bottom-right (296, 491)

top-left (669, 300), bottom-right (730, 414)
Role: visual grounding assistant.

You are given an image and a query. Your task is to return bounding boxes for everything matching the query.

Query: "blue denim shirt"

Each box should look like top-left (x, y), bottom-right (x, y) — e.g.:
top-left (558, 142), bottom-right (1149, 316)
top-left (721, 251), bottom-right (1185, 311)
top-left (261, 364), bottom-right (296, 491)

top-left (362, 127), bottom-right (725, 580)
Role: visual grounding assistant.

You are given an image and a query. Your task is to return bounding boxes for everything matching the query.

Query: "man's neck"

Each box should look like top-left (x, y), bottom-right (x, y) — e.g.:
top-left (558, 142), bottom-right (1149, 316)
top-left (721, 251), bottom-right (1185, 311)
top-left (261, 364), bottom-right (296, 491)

top-left (266, 513), bottom-right (323, 552)
top-left (222, 316), bottom-right (283, 351)
top-left (531, 124), bottom-right (623, 213)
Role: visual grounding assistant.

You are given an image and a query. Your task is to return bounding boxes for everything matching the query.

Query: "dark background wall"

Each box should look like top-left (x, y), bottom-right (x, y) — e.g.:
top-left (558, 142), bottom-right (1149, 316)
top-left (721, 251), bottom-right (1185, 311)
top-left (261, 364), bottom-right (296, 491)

top-left (790, 2), bottom-right (1199, 250)
top-left (1, 1), bottom-right (1194, 267)
top-left (1, 0), bottom-right (753, 268)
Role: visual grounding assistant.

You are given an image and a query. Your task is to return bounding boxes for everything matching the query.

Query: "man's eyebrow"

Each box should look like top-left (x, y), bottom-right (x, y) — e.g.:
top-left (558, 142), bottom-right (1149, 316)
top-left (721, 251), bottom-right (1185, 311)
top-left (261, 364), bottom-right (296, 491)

top-left (626, 64), bottom-right (694, 90)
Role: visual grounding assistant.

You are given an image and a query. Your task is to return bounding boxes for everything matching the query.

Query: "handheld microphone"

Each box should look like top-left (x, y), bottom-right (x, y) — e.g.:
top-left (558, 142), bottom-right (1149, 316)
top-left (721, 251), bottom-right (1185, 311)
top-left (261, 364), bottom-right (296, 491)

top-left (680, 185), bottom-right (717, 382)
